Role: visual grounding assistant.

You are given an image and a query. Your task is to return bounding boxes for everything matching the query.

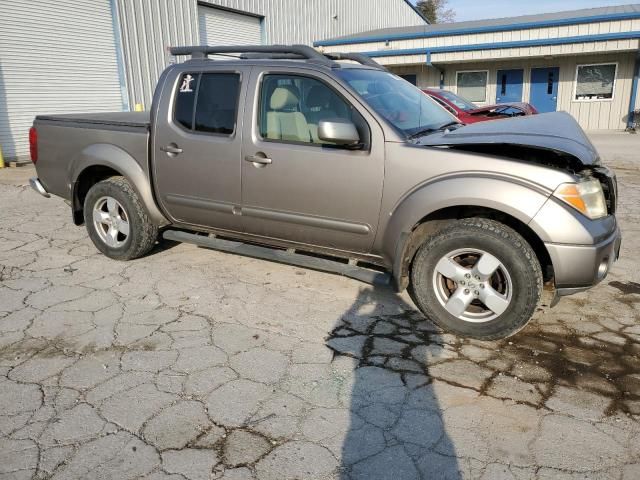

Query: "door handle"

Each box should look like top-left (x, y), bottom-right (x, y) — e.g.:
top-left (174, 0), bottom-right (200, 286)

top-left (244, 155), bottom-right (272, 166)
top-left (160, 144), bottom-right (183, 155)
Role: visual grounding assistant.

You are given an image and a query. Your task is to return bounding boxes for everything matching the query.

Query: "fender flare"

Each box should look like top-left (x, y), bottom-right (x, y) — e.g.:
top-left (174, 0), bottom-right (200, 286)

top-left (70, 143), bottom-right (168, 226)
top-left (381, 175), bottom-right (553, 291)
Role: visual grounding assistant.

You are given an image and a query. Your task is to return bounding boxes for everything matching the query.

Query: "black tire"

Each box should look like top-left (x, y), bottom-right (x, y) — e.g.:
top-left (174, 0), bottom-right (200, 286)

top-left (408, 218), bottom-right (542, 340)
top-left (83, 176), bottom-right (158, 260)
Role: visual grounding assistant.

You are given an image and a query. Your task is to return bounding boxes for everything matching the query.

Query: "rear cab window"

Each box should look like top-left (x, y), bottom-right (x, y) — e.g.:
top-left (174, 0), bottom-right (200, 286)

top-left (173, 72), bottom-right (241, 135)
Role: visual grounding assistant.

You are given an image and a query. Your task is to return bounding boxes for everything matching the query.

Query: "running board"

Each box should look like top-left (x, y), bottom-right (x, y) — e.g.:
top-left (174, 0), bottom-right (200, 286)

top-left (162, 230), bottom-right (391, 286)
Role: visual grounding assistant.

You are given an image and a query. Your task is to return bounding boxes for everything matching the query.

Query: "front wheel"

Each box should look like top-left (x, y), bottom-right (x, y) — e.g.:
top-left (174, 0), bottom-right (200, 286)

top-left (408, 218), bottom-right (542, 340)
top-left (83, 176), bottom-right (158, 260)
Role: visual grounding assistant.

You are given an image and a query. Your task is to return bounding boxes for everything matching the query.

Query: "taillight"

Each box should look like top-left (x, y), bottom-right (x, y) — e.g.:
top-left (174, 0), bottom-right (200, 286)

top-left (29, 127), bottom-right (38, 163)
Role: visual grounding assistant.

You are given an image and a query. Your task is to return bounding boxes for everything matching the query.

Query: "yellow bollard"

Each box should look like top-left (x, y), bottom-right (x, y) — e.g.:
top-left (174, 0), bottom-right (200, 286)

top-left (134, 103), bottom-right (144, 112)
top-left (0, 144), bottom-right (5, 169)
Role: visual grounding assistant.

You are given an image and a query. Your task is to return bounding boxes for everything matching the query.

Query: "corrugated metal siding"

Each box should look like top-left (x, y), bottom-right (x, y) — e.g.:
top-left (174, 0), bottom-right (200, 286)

top-left (0, 0), bottom-right (123, 160)
top-left (389, 52), bottom-right (637, 130)
top-left (198, 6), bottom-right (262, 46)
top-left (199, 0), bottom-right (424, 45)
top-left (116, 0), bottom-right (199, 110)
top-left (116, 0), bottom-right (424, 110)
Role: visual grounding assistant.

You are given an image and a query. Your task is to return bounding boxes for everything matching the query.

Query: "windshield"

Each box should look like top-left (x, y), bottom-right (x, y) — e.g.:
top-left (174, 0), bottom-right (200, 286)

top-left (437, 90), bottom-right (477, 112)
top-left (335, 69), bottom-right (457, 137)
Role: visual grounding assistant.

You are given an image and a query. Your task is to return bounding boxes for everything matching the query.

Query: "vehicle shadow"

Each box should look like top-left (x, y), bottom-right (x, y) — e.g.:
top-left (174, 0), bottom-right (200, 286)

top-left (327, 283), bottom-right (461, 480)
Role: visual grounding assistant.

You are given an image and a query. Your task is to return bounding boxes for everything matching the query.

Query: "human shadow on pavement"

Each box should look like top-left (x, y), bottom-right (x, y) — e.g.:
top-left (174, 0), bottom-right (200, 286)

top-left (327, 283), bottom-right (462, 480)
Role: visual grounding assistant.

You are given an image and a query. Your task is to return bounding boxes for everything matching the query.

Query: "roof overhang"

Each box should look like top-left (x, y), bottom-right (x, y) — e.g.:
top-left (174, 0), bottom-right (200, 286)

top-left (358, 31), bottom-right (640, 65)
top-left (315, 9), bottom-right (640, 47)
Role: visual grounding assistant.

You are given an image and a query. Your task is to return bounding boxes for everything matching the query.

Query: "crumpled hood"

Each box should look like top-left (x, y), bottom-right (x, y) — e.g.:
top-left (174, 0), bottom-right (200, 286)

top-left (468, 102), bottom-right (534, 115)
top-left (416, 111), bottom-right (600, 166)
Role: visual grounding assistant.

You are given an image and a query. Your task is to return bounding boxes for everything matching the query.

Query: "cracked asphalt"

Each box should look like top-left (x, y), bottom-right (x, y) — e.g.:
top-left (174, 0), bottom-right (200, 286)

top-left (1, 133), bottom-right (639, 480)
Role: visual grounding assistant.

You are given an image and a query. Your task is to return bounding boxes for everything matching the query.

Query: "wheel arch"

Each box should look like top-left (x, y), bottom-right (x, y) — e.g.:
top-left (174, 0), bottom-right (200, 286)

top-left (392, 205), bottom-right (553, 292)
top-left (384, 177), bottom-right (554, 292)
top-left (70, 144), bottom-right (168, 226)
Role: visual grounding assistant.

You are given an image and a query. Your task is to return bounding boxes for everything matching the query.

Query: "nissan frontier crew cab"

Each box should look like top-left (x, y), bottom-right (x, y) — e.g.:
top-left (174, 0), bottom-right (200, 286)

top-left (29, 45), bottom-right (621, 340)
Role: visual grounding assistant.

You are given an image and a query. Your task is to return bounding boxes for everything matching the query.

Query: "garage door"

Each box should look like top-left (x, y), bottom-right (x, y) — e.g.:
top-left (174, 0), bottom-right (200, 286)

top-left (0, 0), bottom-right (124, 161)
top-left (198, 6), bottom-right (262, 46)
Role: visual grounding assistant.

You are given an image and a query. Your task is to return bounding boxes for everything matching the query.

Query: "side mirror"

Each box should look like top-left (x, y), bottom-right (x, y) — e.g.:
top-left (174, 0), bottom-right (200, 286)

top-left (318, 119), bottom-right (361, 146)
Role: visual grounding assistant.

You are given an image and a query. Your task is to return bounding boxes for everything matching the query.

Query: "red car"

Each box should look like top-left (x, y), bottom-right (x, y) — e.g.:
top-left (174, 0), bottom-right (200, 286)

top-left (423, 88), bottom-right (538, 124)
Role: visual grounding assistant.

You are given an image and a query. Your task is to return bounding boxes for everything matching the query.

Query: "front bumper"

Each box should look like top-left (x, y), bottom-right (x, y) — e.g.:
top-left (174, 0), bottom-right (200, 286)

top-left (546, 225), bottom-right (621, 300)
top-left (29, 177), bottom-right (50, 198)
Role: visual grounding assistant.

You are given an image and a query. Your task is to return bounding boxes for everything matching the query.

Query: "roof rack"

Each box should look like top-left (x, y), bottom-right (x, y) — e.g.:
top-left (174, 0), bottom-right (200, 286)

top-left (168, 44), bottom-right (386, 70)
top-left (169, 44), bottom-right (335, 66)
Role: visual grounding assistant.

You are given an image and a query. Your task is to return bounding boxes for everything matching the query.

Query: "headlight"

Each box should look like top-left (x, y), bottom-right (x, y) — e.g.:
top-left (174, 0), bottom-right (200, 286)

top-left (553, 178), bottom-right (607, 219)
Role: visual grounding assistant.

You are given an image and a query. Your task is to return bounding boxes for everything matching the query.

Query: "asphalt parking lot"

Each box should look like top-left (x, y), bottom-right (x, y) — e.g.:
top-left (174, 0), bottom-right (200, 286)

top-left (0, 133), bottom-right (639, 480)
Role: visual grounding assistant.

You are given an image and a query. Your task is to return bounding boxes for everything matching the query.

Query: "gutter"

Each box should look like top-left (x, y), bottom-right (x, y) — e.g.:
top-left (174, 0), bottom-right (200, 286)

top-left (361, 31), bottom-right (640, 58)
top-left (425, 52), bottom-right (444, 89)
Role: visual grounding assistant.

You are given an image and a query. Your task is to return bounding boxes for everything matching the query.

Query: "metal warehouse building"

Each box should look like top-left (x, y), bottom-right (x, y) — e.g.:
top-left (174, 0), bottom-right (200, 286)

top-left (0, 0), bottom-right (425, 161)
top-left (317, 4), bottom-right (640, 132)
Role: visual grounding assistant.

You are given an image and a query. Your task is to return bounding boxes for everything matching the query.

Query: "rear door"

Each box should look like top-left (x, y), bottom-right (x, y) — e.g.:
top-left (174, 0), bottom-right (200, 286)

top-left (152, 65), bottom-right (250, 231)
top-left (240, 67), bottom-right (385, 254)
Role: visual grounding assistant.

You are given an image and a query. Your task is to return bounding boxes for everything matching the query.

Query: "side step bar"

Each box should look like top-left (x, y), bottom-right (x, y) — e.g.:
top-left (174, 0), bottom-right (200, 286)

top-left (162, 230), bottom-right (391, 286)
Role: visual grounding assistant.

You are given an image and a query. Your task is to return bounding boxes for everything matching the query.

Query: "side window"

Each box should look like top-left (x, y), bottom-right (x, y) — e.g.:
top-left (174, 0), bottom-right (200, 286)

top-left (195, 73), bottom-right (240, 134)
top-left (258, 74), bottom-right (366, 145)
top-left (174, 73), bottom-right (198, 130)
top-left (173, 72), bottom-right (240, 135)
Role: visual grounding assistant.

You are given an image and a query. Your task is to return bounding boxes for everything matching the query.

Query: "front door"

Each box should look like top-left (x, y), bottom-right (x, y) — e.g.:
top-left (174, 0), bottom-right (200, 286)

top-left (496, 69), bottom-right (523, 103)
top-left (153, 67), bottom-right (250, 231)
top-left (530, 67), bottom-right (559, 113)
top-left (240, 68), bottom-right (384, 254)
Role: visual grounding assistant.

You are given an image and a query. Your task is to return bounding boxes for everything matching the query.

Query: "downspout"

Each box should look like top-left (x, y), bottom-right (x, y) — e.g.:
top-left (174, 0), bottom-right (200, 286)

top-left (109, 0), bottom-right (131, 112)
top-left (626, 51), bottom-right (640, 131)
top-left (426, 51), bottom-right (445, 89)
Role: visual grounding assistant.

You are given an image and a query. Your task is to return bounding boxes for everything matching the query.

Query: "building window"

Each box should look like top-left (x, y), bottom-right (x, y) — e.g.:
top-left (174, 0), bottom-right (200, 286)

top-left (456, 71), bottom-right (488, 103)
top-left (399, 74), bottom-right (417, 86)
top-left (575, 63), bottom-right (617, 101)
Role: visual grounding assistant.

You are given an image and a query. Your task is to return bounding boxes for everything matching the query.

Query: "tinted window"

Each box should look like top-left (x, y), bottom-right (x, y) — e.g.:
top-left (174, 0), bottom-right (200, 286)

top-left (174, 73), bottom-right (198, 129)
top-left (259, 74), bottom-right (363, 145)
top-left (194, 73), bottom-right (240, 134)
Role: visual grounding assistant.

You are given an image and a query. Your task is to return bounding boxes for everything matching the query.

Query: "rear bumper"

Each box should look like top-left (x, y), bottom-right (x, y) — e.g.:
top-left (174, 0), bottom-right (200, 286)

top-left (546, 226), bottom-right (621, 295)
top-left (29, 177), bottom-right (50, 198)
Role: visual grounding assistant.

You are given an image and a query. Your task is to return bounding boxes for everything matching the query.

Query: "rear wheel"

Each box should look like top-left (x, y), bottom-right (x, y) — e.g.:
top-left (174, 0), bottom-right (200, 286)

top-left (408, 218), bottom-right (542, 340)
top-left (83, 176), bottom-right (158, 260)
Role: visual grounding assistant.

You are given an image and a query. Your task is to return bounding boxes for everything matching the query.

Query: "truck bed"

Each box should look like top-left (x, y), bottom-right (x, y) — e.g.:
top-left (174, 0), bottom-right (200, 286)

top-left (35, 111), bottom-right (150, 129)
top-left (33, 112), bottom-right (150, 202)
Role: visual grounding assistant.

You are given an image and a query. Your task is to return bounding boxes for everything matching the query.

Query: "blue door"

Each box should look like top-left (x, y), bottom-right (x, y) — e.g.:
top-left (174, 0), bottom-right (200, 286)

top-left (496, 69), bottom-right (523, 103)
top-left (530, 67), bottom-right (559, 113)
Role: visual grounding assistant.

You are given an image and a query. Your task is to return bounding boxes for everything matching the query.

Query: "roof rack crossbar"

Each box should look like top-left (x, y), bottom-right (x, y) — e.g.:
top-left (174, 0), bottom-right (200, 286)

top-left (169, 44), bottom-right (335, 66)
top-left (323, 52), bottom-right (387, 70)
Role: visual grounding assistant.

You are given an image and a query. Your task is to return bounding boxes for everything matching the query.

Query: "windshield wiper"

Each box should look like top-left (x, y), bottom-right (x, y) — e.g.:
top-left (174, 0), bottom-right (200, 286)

top-left (407, 127), bottom-right (437, 139)
top-left (436, 121), bottom-right (462, 131)
top-left (408, 121), bottom-right (461, 139)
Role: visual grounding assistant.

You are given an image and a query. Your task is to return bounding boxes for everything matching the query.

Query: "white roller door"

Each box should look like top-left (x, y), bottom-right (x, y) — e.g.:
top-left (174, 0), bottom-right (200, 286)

top-left (0, 0), bottom-right (124, 161)
top-left (198, 6), bottom-right (262, 46)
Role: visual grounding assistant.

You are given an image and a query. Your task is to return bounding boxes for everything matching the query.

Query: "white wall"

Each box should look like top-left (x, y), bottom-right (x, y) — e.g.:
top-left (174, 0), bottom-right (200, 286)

top-left (389, 52), bottom-right (638, 130)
